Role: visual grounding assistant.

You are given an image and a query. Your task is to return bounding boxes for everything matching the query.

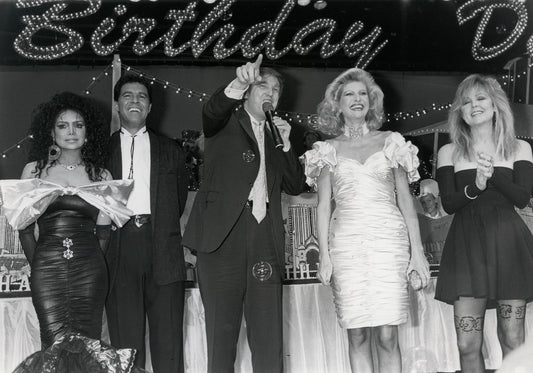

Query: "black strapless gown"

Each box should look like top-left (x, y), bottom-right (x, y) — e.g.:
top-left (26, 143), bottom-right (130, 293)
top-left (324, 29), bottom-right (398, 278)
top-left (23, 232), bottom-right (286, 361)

top-left (12, 196), bottom-right (142, 373)
top-left (32, 195), bottom-right (105, 347)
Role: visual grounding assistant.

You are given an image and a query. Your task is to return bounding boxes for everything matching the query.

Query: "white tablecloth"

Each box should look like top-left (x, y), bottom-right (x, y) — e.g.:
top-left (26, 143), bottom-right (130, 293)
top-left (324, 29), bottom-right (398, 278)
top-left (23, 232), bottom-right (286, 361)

top-left (1, 281), bottom-right (532, 373)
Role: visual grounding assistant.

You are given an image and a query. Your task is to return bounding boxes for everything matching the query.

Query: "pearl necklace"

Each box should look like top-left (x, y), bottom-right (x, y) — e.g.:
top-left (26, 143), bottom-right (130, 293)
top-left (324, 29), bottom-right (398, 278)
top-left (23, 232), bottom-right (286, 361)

top-left (57, 160), bottom-right (82, 171)
top-left (344, 123), bottom-right (369, 139)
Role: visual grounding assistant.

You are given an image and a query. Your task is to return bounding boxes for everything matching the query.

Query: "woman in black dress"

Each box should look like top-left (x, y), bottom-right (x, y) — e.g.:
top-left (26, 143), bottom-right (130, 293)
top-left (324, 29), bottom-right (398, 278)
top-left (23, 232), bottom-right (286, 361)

top-left (1, 92), bottom-right (139, 372)
top-left (436, 74), bottom-right (533, 372)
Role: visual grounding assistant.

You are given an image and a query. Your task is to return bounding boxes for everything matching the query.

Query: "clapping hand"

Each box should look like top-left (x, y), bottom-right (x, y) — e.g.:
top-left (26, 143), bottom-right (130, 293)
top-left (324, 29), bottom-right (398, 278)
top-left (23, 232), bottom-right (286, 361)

top-left (475, 152), bottom-right (494, 190)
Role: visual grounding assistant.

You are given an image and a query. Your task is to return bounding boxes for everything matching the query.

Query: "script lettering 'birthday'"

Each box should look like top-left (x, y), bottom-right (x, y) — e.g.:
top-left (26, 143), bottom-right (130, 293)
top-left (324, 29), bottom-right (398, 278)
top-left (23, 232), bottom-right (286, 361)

top-left (13, 0), bottom-right (388, 68)
top-left (457, 0), bottom-right (530, 61)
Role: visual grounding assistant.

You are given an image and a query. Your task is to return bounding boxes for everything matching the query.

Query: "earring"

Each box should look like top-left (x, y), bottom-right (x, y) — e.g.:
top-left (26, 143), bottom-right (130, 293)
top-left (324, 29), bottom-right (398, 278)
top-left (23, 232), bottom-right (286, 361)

top-left (48, 143), bottom-right (61, 161)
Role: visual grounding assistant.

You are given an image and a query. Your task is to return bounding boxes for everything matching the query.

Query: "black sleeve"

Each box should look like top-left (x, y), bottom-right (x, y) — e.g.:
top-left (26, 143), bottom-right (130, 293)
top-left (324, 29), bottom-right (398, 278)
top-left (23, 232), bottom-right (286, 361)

top-left (18, 222), bottom-right (36, 265)
top-left (437, 166), bottom-right (483, 214)
top-left (489, 161), bottom-right (533, 209)
top-left (202, 86), bottom-right (241, 138)
top-left (279, 148), bottom-right (307, 196)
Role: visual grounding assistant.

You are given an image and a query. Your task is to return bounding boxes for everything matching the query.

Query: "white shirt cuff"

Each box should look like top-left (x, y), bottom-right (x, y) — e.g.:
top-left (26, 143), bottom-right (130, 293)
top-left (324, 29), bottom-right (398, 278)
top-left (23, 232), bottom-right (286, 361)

top-left (224, 79), bottom-right (248, 100)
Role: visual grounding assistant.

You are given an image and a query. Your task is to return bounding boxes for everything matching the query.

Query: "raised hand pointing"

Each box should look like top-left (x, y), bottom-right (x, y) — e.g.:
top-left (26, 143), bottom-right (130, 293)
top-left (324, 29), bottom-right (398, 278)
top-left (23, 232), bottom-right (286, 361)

top-left (236, 54), bottom-right (264, 87)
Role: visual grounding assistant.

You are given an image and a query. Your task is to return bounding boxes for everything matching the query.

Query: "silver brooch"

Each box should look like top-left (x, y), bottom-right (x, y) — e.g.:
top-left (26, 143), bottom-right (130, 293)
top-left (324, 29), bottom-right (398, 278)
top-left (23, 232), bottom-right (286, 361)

top-left (242, 150), bottom-right (256, 163)
top-left (252, 261), bottom-right (272, 282)
top-left (62, 237), bottom-right (74, 260)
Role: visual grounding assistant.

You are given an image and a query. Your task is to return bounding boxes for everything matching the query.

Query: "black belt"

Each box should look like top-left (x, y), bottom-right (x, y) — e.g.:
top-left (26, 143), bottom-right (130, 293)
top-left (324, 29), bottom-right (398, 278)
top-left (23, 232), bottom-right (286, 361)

top-left (245, 200), bottom-right (269, 209)
top-left (126, 214), bottom-right (151, 228)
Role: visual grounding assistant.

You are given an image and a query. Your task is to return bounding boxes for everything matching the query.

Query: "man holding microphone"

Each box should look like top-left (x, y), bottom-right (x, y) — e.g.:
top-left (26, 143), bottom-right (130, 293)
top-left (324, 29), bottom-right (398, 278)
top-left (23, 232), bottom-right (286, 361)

top-left (183, 55), bottom-right (306, 373)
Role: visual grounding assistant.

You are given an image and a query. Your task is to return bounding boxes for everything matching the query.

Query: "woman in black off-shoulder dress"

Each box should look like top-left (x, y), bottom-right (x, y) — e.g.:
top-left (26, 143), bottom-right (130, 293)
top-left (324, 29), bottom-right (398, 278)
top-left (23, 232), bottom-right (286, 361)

top-left (0, 92), bottom-right (142, 373)
top-left (436, 74), bottom-right (533, 373)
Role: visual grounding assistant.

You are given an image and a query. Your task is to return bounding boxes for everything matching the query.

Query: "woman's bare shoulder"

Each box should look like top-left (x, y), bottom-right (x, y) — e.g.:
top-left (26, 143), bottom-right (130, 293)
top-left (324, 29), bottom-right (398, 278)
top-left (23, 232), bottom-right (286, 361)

top-left (515, 139), bottom-right (533, 162)
top-left (325, 137), bottom-right (343, 149)
top-left (20, 161), bottom-right (39, 179)
top-left (437, 143), bottom-right (455, 167)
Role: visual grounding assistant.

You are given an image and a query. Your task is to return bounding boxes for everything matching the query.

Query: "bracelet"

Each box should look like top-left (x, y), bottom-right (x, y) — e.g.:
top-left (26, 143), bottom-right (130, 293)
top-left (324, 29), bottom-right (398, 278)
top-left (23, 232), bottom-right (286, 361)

top-left (464, 185), bottom-right (478, 200)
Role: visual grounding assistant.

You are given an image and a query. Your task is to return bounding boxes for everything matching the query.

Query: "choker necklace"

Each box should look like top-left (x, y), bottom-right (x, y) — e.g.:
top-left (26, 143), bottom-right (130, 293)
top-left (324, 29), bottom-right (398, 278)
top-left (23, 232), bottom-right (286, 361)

top-left (57, 160), bottom-right (82, 171)
top-left (344, 123), bottom-right (369, 139)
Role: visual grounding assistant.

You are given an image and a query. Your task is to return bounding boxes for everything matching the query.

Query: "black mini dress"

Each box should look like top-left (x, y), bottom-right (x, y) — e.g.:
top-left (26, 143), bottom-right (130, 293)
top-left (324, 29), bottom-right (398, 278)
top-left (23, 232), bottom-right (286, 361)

top-left (436, 161), bottom-right (533, 308)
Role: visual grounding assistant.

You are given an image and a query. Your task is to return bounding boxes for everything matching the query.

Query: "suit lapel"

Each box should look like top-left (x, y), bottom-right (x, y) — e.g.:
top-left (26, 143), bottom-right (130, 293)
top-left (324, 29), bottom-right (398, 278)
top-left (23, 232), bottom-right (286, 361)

top-left (237, 107), bottom-right (256, 147)
top-left (149, 131), bottom-right (159, 232)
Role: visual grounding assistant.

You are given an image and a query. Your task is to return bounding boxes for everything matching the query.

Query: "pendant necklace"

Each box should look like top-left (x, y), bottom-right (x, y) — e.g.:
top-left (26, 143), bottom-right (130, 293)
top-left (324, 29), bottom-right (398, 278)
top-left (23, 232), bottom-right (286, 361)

top-left (57, 160), bottom-right (82, 171)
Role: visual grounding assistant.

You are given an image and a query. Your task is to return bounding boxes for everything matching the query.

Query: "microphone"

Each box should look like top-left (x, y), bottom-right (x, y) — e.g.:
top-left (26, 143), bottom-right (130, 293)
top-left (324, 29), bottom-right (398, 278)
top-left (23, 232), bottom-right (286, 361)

top-left (262, 101), bottom-right (284, 149)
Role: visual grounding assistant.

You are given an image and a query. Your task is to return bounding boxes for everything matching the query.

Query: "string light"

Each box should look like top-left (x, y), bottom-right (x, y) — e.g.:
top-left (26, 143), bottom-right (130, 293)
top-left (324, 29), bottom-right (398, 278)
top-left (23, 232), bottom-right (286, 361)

top-left (121, 64), bottom-right (209, 101)
top-left (457, 0), bottom-right (528, 61)
top-left (501, 64), bottom-right (532, 86)
top-left (405, 125), bottom-right (533, 140)
top-left (0, 138), bottom-right (30, 160)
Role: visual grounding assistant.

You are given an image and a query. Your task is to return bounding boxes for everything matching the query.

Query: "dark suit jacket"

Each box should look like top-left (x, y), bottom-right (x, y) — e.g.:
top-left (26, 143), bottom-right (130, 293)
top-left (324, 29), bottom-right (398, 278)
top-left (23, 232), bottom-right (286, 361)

top-left (182, 86), bottom-right (306, 270)
top-left (107, 129), bottom-right (189, 286)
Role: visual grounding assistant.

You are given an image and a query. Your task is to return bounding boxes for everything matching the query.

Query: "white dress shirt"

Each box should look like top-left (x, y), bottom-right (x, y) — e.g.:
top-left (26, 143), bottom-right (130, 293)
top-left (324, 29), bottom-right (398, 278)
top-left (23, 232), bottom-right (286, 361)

top-left (120, 126), bottom-right (151, 214)
top-left (224, 81), bottom-right (269, 221)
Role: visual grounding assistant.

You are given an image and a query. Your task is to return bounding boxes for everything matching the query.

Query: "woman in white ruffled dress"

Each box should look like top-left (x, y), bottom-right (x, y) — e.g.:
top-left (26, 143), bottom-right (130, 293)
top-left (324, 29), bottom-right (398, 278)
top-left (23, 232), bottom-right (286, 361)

top-left (303, 68), bottom-right (430, 372)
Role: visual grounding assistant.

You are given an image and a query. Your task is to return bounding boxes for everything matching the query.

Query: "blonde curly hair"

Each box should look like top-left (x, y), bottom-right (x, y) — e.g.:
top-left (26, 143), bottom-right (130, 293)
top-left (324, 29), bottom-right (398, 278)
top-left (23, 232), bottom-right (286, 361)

top-left (316, 68), bottom-right (385, 135)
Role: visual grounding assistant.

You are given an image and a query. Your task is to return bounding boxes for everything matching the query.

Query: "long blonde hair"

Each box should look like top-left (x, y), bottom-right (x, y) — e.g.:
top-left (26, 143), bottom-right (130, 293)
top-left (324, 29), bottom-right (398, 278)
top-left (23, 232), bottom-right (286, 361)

top-left (316, 68), bottom-right (384, 135)
top-left (449, 74), bottom-right (517, 161)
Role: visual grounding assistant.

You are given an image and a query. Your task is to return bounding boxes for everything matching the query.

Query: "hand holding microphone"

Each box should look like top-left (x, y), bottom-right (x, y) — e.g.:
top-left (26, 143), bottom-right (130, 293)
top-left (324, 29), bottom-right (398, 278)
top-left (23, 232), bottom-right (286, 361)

top-left (262, 101), bottom-right (285, 149)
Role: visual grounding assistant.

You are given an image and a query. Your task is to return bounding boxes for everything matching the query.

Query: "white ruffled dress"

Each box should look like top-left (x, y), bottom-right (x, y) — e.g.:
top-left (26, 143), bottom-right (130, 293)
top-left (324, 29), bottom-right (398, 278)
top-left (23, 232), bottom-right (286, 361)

top-left (304, 132), bottom-right (420, 328)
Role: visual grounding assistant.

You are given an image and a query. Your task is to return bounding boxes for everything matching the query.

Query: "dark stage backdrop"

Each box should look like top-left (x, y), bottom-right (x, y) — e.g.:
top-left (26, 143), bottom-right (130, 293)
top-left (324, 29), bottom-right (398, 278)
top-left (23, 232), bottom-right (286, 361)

top-left (0, 64), bottom-right (464, 179)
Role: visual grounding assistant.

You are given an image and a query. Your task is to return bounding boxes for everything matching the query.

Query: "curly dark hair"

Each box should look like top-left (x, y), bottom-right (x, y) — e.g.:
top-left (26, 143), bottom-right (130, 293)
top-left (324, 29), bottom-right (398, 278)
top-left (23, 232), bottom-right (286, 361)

top-left (28, 92), bottom-right (109, 181)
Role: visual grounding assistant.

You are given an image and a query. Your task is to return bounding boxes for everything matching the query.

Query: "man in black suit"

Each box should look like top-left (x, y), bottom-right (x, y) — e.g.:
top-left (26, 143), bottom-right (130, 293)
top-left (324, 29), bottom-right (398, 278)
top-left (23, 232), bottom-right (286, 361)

top-left (183, 55), bottom-right (306, 373)
top-left (106, 75), bottom-right (188, 373)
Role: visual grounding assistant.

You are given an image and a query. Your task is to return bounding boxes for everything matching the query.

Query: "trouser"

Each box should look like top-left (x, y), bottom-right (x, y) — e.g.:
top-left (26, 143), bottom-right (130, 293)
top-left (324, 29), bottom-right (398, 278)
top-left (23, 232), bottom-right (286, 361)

top-left (106, 219), bottom-right (185, 373)
top-left (197, 205), bottom-right (283, 373)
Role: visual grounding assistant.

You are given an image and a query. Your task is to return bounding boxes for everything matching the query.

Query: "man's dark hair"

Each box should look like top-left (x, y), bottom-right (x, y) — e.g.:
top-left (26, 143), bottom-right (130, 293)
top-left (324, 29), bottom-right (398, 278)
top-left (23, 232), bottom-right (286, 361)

top-left (113, 74), bottom-right (153, 102)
